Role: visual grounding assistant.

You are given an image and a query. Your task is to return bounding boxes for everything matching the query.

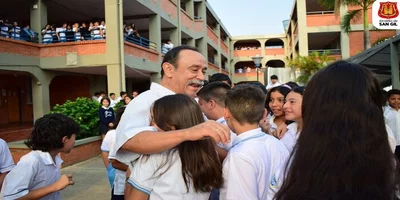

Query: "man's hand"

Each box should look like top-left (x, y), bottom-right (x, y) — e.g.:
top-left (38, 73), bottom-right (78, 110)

top-left (259, 118), bottom-right (272, 134)
top-left (273, 123), bottom-right (288, 139)
top-left (184, 121), bottom-right (230, 144)
top-left (54, 174), bottom-right (74, 190)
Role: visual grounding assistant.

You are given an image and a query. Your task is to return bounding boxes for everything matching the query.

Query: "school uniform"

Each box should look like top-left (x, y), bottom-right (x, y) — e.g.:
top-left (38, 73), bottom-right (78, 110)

top-left (113, 83), bottom-right (175, 165)
top-left (0, 139), bottom-right (14, 175)
top-left (220, 128), bottom-right (289, 200)
top-left (98, 106), bottom-right (115, 135)
top-left (128, 151), bottom-right (211, 200)
top-left (215, 117), bottom-right (236, 151)
top-left (384, 106), bottom-right (400, 157)
top-left (280, 122), bottom-right (299, 153)
top-left (1, 150), bottom-right (63, 200)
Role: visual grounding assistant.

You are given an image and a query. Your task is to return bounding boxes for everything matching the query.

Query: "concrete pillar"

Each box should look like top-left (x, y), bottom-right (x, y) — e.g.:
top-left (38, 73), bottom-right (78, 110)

top-left (391, 42), bottom-right (400, 89)
top-left (260, 39), bottom-right (266, 56)
top-left (185, 0), bottom-right (194, 18)
top-left (30, 0), bottom-right (47, 43)
top-left (340, 4), bottom-right (350, 59)
top-left (290, 19), bottom-right (296, 58)
top-left (187, 38), bottom-right (195, 47)
top-left (170, 28), bottom-right (179, 46)
top-left (177, 0), bottom-right (182, 45)
top-left (216, 24), bottom-right (221, 71)
top-left (197, 37), bottom-right (207, 61)
top-left (105, 0), bottom-right (125, 94)
top-left (297, 0), bottom-right (309, 56)
top-left (151, 73), bottom-right (161, 83)
top-left (32, 76), bottom-right (50, 121)
top-left (149, 14), bottom-right (162, 52)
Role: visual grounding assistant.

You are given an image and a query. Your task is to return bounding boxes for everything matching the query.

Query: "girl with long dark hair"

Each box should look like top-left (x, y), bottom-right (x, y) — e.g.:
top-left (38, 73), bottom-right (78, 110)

top-left (274, 61), bottom-right (400, 200)
top-left (126, 94), bottom-right (223, 199)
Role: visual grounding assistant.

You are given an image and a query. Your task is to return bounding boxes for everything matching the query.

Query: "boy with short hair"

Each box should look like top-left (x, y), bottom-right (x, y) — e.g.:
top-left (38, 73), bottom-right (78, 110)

top-left (1, 113), bottom-right (80, 200)
top-left (384, 89), bottom-right (400, 159)
top-left (220, 84), bottom-right (289, 200)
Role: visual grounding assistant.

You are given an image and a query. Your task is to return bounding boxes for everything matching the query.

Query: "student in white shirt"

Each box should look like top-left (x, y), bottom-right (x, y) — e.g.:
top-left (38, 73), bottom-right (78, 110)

top-left (1, 113), bottom-right (79, 200)
top-left (113, 46), bottom-right (230, 170)
top-left (126, 94), bottom-right (223, 199)
top-left (101, 107), bottom-right (127, 200)
top-left (116, 91), bottom-right (127, 103)
top-left (266, 75), bottom-right (282, 90)
top-left (220, 84), bottom-right (289, 200)
top-left (109, 93), bottom-right (118, 108)
top-left (280, 86), bottom-right (304, 153)
top-left (197, 82), bottom-right (236, 159)
top-left (274, 61), bottom-right (400, 200)
top-left (263, 86), bottom-right (291, 136)
top-left (384, 89), bottom-right (400, 159)
top-left (0, 139), bottom-right (14, 191)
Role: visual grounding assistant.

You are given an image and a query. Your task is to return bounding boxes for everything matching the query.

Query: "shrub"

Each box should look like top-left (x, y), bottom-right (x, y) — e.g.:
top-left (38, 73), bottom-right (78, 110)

top-left (51, 97), bottom-right (100, 140)
top-left (114, 100), bottom-right (125, 111)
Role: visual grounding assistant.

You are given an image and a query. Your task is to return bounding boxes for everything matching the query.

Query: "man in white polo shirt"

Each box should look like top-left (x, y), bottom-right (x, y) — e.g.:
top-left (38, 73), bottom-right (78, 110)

top-left (113, 46), bottom-right (230, 170)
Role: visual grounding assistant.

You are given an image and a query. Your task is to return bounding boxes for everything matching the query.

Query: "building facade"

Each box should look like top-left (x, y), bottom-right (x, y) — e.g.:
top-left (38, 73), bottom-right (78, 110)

top-left (0, 0), bottom-right (232, 125)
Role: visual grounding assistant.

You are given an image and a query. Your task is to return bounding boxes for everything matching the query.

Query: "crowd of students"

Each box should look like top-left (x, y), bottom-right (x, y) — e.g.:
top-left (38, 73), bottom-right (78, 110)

top-left (0, 45), bottom-right (400, 200)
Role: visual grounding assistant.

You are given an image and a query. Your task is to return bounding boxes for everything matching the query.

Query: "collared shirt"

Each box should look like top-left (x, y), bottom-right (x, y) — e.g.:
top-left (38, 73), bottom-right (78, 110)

top-left (216, 117), bottom-right (236, 150)
top-left (128, 152), bottom-right (210, 200)
top-left (280, 122), bottom-right (299, 153)
top-left (384, 106), bottom-right (400, 145)
top-left (266, 82), bottom-right (282, 90)
top-left (1, 151), bottom-right (63, 200)
top-left (0, 139), bottom-right (14, 174)
top-left (220, 128), bottom-right (289, 200)
top-left (113, 82), bottom-right (175, 165)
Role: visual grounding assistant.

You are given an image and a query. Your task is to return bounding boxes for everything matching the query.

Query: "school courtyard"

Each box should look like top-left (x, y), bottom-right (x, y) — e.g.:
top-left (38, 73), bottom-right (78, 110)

top-left (61, 156), bottom-right (110, 200)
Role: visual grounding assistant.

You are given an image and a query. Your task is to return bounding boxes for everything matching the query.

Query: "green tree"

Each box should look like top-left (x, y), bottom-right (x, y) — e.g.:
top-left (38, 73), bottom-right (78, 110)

top-left (287, 51), bottom-right (336, 84)
top-left (51, 97), bottom-right (100, 140)
top-left (319, 0), bottom-right (374, 50)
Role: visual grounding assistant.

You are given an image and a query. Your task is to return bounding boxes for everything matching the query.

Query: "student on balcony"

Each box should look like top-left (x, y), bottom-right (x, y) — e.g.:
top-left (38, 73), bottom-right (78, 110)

top-left (161, 40), bottom-right (174, 54)
top-left (91, 22), bottom-right (103, 40)
top-left (80, 22), bottom-right (90, 40)
top-left (9, 22), bottom-right (21, 40)
top-left (73, 23), bottom-right (81, 41)
top-left (22, 25), bottom-right (35, 42)
top-left (42, 24), bottom-right (54, 44)
top-left (0, 19), bottom-right (10, 38)
top-left (56, 23), bottom-right (67, 42)
top-left (99, 21), bottom-right (106, 39)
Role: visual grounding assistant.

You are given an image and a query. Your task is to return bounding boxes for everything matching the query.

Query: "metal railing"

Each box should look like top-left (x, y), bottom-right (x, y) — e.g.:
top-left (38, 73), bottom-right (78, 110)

top-left (308, 49), bottom-right (341, 55)
top-left (125, 35), bottom-right (157, 51)
top-left (1, 25), bottom-right (39, 43)
top-left (306, 11), bottom-right (335, 15)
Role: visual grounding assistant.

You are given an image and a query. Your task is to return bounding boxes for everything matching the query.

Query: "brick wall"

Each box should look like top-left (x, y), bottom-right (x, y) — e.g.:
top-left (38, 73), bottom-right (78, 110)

top-left (161, 0), bottom-right (178, 19)
top-left (349, 30), bottom-right (396, 56)
top-left (9, 138), bottom-right (101, 168)
top-left (124, 42), bottom-right (159, 62)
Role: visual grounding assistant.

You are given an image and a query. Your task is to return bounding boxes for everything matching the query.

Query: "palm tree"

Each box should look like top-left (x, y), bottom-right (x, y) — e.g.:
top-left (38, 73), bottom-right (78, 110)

top-left (319, 0), bottom-right (375, 50)
top-left (287, 51), bottom-right (336, 84)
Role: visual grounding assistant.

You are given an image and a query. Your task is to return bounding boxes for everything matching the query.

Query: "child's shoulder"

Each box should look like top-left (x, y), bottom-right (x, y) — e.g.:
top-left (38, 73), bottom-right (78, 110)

top-left (17, 151), bottom-right (42, 166)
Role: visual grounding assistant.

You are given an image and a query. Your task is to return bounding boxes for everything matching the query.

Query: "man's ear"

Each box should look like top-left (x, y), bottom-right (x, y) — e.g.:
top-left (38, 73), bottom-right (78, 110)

top-left (209, 99), bottom-right (217, 109)
top-left (262, 108), bottom-right (267, 119)
top-left (162, 62), bottom-right (175, 78)
top-left (62, 136), bottom-right (68, 144)
top-left (224, 107), bottom-right (231, 119)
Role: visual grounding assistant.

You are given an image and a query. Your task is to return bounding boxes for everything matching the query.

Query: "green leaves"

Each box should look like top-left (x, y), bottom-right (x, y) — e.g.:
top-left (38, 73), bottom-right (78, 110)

top-left (113, 101), bottom-right (125, 111)
top-left (287, 51), bottom-right (336, 84)
top-left (50, 97), bottom-right (101, 140)
top-left (341, 9), bottom-right (362, 33)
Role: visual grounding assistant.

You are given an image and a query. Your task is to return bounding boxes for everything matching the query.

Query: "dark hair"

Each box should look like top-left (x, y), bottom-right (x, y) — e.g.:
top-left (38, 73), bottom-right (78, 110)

top-left (160, 45), bottom-right (200, 77)
top-left (112, 107), bottom-right (126, 129)
top-left (270, 75), bottom-right (278, 79)
top-left (99, 91), bottom-right (106, 95)
top-left (94, 92), bottom-right (100, 96)
top-left (132, 90), bottom-right (139, 93)
top-left (275, 61), bottom-right (399, 200)
top-left (120, 91), bottom-right (126, 96)
top-left (235, 81), bottom-right (267, 95)
top-left (109, 93), bottom-right (115, 96)
top-left (285, 81), bottom-right (299, 89)
top-left (209, 73), bottom-right (232, 87)
top-left (197, 82), bottom-right (231, 107)
top-left (387, 89), bottom-right (400, 99)
top-left (225, 84), bottom-right (266, 125)
top-left (25, 113), bottom-right (80, 151)
top-left (290, 86), bottom-right (305, 96)
top-left (147, 94), bottom-right (223, 192)
top-left (100, 97), bottom-right (111, 105)
top-left (266, 86), bottom-right (291, 114)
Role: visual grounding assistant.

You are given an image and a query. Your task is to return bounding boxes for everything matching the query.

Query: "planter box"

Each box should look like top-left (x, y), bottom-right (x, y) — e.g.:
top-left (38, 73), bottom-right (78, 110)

top-left (8, 136), bottom-right (101, 168)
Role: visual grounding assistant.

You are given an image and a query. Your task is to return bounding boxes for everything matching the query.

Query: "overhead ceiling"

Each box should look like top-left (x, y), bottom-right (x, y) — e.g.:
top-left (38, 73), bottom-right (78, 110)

top-left (47, 66), bottom-right (151, 80)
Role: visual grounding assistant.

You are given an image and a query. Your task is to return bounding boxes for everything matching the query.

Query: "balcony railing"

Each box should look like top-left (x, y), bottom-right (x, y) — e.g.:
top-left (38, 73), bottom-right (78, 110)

top-left (1, 25), bottom-right (39, 43)
top-left (306, 11), bottom-right (334, 15)
top-left (308, 49), bottom-right (341, 55)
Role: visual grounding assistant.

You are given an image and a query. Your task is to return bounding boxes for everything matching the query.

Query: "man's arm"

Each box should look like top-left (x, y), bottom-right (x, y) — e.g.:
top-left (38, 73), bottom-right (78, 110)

top-left (110, 159), bottom-right (128, 171)
top-left (15, 174), bottom-right (73, 200)
top-left (121, 121), bottom-right (230, 154)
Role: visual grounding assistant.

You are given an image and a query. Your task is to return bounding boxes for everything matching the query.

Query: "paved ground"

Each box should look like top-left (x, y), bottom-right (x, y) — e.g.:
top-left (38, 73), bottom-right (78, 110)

top-left (61, 156), bottom-right (111, 200)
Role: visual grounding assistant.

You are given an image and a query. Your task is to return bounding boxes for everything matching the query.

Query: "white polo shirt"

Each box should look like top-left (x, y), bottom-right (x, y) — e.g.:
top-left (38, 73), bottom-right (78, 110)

top-left (280, 122), bottom-right (299, 153)
top-left (220, 128), bottom-right (289, 200)
top-left (1, 150), bottom-right (63, 200)
top-left (113, 83), bottom-right (175, 165)
top-left (128, 151), bottom-right (210, 200)
top-left (384, 106), bottom-right (400, 146)
top-left (216, 117), bottom-right (236, 150)
top-left (0, 139), bottom-right (14, 174)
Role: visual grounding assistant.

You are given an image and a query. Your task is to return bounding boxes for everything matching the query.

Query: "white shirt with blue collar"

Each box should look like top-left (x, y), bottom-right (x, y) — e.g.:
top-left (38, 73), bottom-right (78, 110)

top-left (113, 83), bottom-right (175, 165)
top-left (216, 117), bottom-right (236, 150)
top-left (280, 122), bottom-right (299, 153)
top-left (1, 150), bottom-right (63, 200)
top-left (220, 128), bottom-right (289, 200)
